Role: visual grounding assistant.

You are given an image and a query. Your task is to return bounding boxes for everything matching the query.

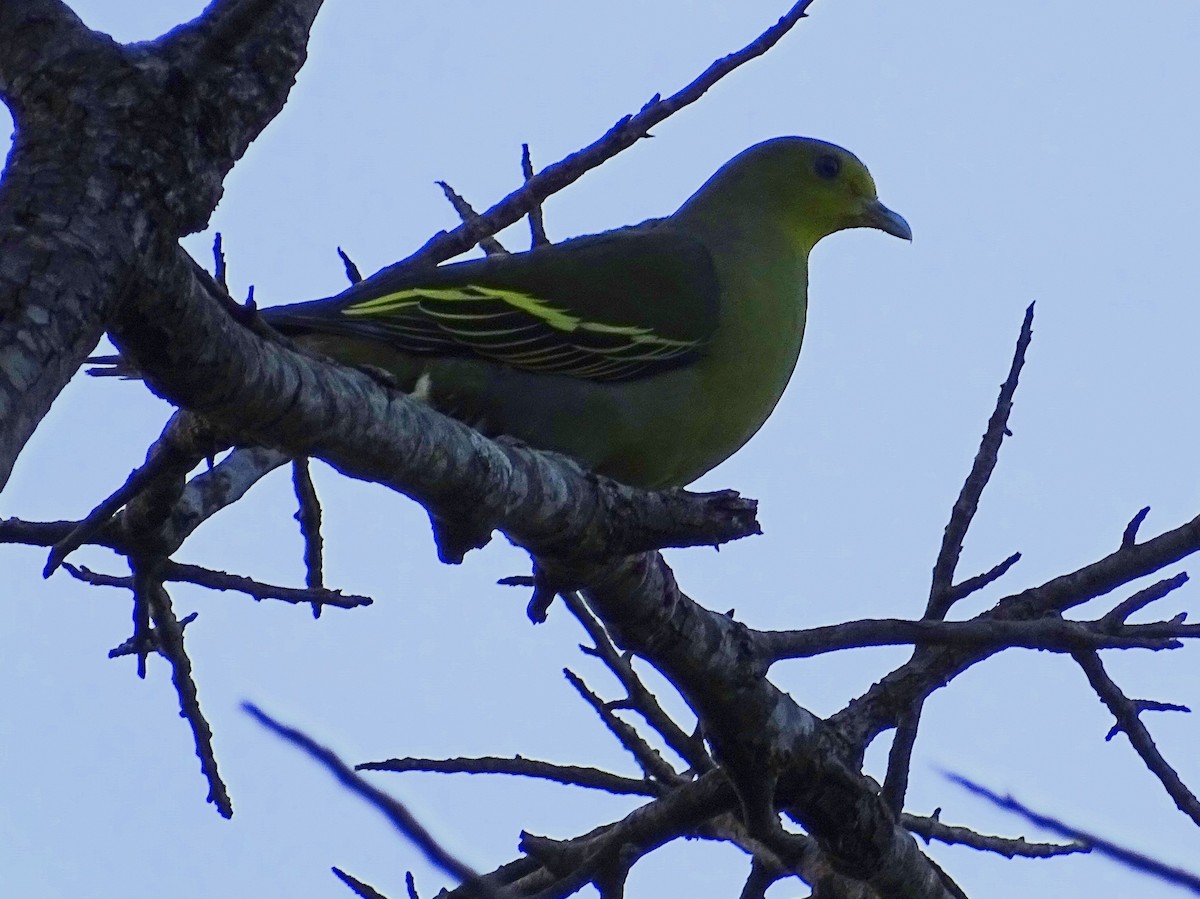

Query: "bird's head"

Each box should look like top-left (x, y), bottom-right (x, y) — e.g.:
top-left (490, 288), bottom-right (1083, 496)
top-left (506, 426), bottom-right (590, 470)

top-left (678, 137), bottom-right (911, 250)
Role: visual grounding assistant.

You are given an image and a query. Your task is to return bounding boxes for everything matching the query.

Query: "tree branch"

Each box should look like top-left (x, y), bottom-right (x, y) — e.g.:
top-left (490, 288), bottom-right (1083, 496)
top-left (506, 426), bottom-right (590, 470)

top-left (357, 754), bottom-right (655, 797)
top-left (1071, 649), bottom-right (1200, 826)
top-left (247, 704), bottom-right (506, 899)
top-left (902, 812), bottom-right (1086, 859)
top-left (397, 0), bottom-right (818, 269)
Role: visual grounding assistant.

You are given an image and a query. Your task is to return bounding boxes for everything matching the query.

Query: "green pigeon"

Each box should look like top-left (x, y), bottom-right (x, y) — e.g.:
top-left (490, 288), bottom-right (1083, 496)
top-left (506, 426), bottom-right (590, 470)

top-left (265, 137), bottom-right (911, 488)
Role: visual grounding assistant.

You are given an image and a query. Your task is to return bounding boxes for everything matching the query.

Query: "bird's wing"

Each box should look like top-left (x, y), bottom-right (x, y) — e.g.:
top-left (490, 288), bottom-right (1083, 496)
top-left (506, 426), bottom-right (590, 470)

top-left (263, 226), bottom-right (721, 383)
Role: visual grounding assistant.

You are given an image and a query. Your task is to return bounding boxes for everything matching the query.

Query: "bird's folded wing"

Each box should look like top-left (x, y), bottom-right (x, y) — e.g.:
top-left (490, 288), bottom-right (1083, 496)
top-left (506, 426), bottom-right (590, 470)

top-left (263, 227), bottom-right (721, 383)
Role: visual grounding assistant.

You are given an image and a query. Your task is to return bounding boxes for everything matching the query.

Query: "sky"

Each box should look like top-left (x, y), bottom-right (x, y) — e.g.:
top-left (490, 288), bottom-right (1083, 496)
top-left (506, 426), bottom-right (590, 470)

top-left (4, 2), bottom-right (1200, 897)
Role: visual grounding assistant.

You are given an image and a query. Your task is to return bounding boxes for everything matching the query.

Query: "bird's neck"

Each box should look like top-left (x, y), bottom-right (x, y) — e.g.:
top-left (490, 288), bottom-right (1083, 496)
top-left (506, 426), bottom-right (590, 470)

top-left (673, 199), bottom-right (811, 439)
top-left (671, 171), bottom-right (828, 255)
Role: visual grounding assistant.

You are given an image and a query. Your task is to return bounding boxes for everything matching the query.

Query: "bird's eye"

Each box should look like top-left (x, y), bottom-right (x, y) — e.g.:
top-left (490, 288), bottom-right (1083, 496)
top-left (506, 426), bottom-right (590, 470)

top-left (814, 154), bottom-right (841, 179)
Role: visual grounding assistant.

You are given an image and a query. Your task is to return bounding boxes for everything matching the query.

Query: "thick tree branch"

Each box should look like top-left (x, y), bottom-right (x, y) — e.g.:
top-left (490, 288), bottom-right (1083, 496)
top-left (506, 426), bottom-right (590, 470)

top-left (538, 552), bottom-right (957, 898)
top-left (0, 0), bottom-right (319, 489)
top-left (104, 244), bottom-right (759, 564)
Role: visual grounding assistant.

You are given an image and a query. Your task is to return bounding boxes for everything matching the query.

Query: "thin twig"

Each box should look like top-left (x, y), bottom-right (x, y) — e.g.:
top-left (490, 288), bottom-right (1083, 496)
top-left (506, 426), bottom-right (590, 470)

top-left (108, 611), bottom-right (197, 658)
top-left (1100, 573), bottom-right (1188, 628)
top-left (901, 813), bottom-right (1086, 858)
top-left (213, 233), bottom-right (227, 290)
top-left (401, 0), bottom-right (818, 269)
top-left (43, 413), bottom-right (218, 576)
top-left (357, 754), bottom-right (657, 797)
top-left (520, 144), bottom-right (549, 247)
top-left (756, 614), bottom-right (1199, 660)
top-left (1071, 650), bottom-right (1200, 826)
top-left (332, 867), bottom-right (391, 899)
top-left (928, 304), bottom-right (1034, 618)
top-left (246, 704), bottom-right (505, 899)
top-left (64, 561), bottom-right (373, 610)
top-left (292, 457), bottom-right (325, 617)
top-left (437, 181), bottom-right (508, 255)
top-left (887, 306), bottom-right (1035, 815)
top-left (1122, 506), bottom-right (1152, 549)
top-left (947, 773), bottom-right (1200, 893)
top-left (137, 564), bottom-right (232, 817)
top-left (563, 669), bottom-right (681, 784)
top-left (337, 247), bottom-right (363, 284)
top-left (562, 591), bottom-right (711, 772)
top-left (946, 552), bottom-right (1021, 604)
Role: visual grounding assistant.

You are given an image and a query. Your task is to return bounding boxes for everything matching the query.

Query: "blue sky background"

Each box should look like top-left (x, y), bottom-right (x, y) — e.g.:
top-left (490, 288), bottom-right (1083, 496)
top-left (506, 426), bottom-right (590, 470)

top-left (4, 2), bottom-right (1200, 897)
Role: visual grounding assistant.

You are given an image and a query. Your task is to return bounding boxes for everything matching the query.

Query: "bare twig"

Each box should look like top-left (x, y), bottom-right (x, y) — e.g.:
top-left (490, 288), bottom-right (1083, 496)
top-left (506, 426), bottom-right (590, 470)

top-left (902, 812), bottom-right (1086, 858)
top-left (43, 413), bottom-right (220, 576)
top-left (928, 304), bottom-right (1034, 618)
top-left (437, 181), bottom-right (508, 256)
top-left (131, 564), bottom-right (152, 678)
top-left (332, 867), bottom-right (391, 899)
top-left (757, 614), bottom-right (1199, 660)
top-left (64, 561), bottom-right (372, 610)
top-left (337, 247), bottom-right (363, 284)
top-left (521, 144), bottom-right (549, 247)
top-left (401, 0), bottom-right (818, 269)
top-left (136, 565), bottom-right (231, 817)
top-left (883, 306), bottom-right (1034, 815)
top-left (108, 611), bottom-right (198, 659)
top-left (357, 754), bottom-right (656, 796)
top-left (945, 551), bottom-right (1021, 604)
top-left (213, 233), bottom-right (227, 290)
top-left (562, 591), bottom-right (711, 772)
top-left (1122, 506), bottom-right (1152, 549)
top-left (1100, 573), bottom-right (1188, 627)
top-left (246, 704), bottom-right (505, 899)
top-left (947, 773), bottom-right (1200, 893)
top-left (292, 457), bottom-right (325, 617)
top-left (1072, 650), bottom-right (1200, 826)
top-left (564, 669), bottom-right (681, 785)
top-left (835, 506), bottom-right (1200, 749)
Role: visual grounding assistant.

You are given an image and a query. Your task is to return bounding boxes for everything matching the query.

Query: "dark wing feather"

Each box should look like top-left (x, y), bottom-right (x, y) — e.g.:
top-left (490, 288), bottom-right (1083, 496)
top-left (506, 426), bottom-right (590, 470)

top-left (262, 226), bottom-right (720, 383)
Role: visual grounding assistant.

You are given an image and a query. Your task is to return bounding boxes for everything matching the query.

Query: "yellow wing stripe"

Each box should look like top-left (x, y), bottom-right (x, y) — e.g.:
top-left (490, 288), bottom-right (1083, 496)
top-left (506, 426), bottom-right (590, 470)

top-left (343, 284), bottom-right (700, 351)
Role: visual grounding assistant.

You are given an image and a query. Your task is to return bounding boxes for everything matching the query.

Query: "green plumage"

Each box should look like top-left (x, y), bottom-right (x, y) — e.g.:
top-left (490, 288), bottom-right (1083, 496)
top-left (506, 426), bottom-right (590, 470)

top-left (264, 137), bottom-right (911, 488)
top-left (272, 228), bottom-right (720, 383)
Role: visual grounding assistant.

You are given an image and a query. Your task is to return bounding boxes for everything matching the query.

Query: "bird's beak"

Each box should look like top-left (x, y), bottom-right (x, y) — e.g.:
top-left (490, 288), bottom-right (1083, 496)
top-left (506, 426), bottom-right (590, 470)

top-left (859, 199), bottom-right (912, 241)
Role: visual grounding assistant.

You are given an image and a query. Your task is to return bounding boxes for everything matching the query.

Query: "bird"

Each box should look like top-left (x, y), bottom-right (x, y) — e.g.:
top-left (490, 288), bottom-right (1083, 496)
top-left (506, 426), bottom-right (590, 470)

top-left (264, 137), bottom-right (911, 489)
